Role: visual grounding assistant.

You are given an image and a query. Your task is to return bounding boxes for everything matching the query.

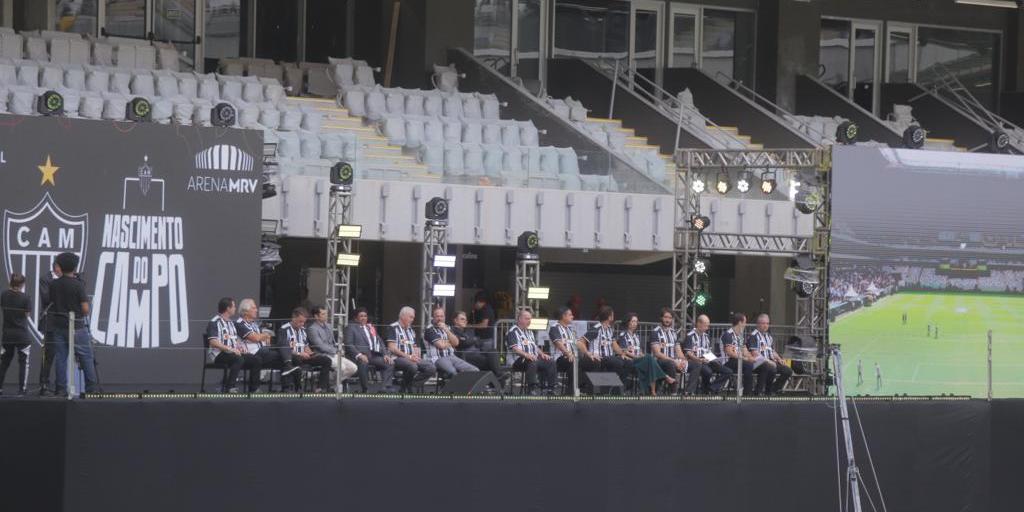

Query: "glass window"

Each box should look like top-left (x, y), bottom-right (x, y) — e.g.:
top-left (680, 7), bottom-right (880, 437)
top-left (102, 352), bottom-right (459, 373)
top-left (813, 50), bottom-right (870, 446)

top-left (105, 0), bottom-right (146, 38)
top-left (516, 0), bottom-right (542, 80)
top-left (702, 9), bottom-right (755, 86)
top-left (917, 26), bottom-right (999, 109)
top-left (305, 0), bottom-right (347, 63)
top-left (852, 28), bottom-right (876, 112)
top-left (474, 0), bottom-right (511, 74)
top-left (633, 8), bottom-right (658, 70)
top-left (153, 0), bottom-right (195, 67)
top-left (553, 0), bottom-right (628, 60)
top-left (670, 13), bottom-right (695, 68)
top-left (255, 0), bottom-right (297, 62)
top-left (54, 0), bottom-right (97, 35)
top-left (888, 31), bottom-right (910, 83)
top-left (204, 0), bottom-right (242, 61)
top-left (819, 18), bottom-right (850, 96)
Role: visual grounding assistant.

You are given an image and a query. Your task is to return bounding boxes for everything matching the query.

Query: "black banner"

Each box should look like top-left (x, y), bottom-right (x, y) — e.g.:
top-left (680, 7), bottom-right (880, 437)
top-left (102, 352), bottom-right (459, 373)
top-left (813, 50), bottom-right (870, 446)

top-left (0, 114), bottom-right (261, 385)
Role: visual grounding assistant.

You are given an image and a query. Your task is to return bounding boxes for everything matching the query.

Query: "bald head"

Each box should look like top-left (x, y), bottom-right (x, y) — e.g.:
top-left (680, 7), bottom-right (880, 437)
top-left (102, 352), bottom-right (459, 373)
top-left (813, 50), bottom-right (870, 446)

top-left (756, 314), bottom-right (770, 332)
top-left (696, 314), bottom-right (710, 332)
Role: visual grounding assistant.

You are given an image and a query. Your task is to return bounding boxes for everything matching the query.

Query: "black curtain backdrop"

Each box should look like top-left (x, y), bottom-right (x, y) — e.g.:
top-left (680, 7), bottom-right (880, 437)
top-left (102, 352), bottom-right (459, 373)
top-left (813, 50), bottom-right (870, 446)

top-left (3, 398), bottom-right (1012, 512)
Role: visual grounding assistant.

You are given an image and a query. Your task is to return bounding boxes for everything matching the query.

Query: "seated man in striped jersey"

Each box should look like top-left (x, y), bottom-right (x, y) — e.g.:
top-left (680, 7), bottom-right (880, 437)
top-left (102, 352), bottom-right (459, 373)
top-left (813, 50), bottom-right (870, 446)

top-left (650, 307), bottom-right (687, 393)
top-left (508, 308), bottom-right (556, 395)
top-left (746, 314), bottom-right (791, 395)
top-left (386, 306), bottom-right (436, 393)
top-left (578, 306), bottom-right (628, 389)
top-left (548, 307), bottom-right (580, 396)
top-left (683, 314), bottom-right (732, 395)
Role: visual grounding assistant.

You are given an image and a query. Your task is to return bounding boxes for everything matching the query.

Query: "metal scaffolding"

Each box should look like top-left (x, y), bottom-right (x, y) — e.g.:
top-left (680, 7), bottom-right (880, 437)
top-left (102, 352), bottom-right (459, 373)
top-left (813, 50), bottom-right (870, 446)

top-left (672, 148), bottom-right (832, 394)
top-left (324, 187), bottom-right (353, 338)
top-left (420, 222), bottom-right (449, 331)
top-left (514, 257), bottom-right (541, 314)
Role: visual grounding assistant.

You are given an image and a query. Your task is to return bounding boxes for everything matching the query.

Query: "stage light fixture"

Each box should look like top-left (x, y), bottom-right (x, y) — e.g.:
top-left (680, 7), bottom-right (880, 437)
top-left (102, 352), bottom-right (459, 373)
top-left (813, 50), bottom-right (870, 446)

top-left (432, 284), bottom-right (456, 297)
top-left (691, 176), bottom-right (706, 194)
top-left (903, 125), bottom-right (926, 149)
top-left (262, 182), bottom-right (276, 199)
top-left (528, 318), bottom-right (550, 331)
top-left (330, 161), bottom-right (355, 190)
top-left (433, 254), bottom-right (457, 268)
top-left (836, 121), bottom-right (858, 145)
top-left (693, 291), bottom-right (710, 308)
top-left (760, 171), bottom-right (777, 194)
top-left (715, 172), bottom-right (731, 194)
top-left (690, 215), bottom-right (711, 232)
top-left (736, 172), bottom-right (751, 193)
top-left (335, 224), bottom-right (362, 238)
top-left (794, 280), bottom-right (815, 298)
top-left (527, 287), bottom-right (550, 300)
top-left (794, 188), bottom-right (821, 214)
top-left (990, 130), bottom-right (1010, 152)
top-left (517, 230), bottom-right (540, 259)
top-left (335, 253), bottom-right (361, 267)
top-left (37, 90), bottom-right (64, 116)
top-left (126, 97), bottom-right (152, 122)
top-left (211, 102), bottom-right (236, 127)
top-left (425, 197), bottom-right (449, 224)
top-left (693, 259), bottom-right (708, 274)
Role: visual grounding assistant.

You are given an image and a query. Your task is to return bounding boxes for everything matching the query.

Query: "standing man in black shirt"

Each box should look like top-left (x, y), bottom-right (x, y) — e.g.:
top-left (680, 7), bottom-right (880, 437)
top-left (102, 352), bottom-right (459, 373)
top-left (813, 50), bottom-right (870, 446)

top-left (49, 252), bottom-right (99, 395)
top-left (1, 273), bottom-right (33, 395)
top-left (37, 261), bottom-right (61, 395)
top-left (469, 291), bottom-right (496, 346)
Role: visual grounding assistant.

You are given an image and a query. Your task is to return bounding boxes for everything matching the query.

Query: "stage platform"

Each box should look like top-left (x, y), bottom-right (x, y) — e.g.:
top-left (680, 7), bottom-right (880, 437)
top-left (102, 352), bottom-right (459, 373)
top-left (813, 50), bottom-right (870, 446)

top-left (3, 396), bottom-right (1018, 512)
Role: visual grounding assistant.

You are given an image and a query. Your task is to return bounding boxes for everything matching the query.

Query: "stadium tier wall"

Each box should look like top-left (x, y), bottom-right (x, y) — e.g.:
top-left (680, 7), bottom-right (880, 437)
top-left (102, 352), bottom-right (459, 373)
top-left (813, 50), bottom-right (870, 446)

top-left (4, 398), bottom-right (1019, 512)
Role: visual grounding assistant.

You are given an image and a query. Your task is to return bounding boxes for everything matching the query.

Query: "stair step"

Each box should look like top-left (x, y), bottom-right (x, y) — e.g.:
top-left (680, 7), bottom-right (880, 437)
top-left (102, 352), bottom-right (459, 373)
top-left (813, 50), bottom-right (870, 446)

top-left (747, 142), bottom-right (764, 150)
top-left (624, 143), bottom-right (660, 151)
top-left (712, 125), bottom-right (739, 133)
top-left (365, 144), bottom-right (403, 154)
top-left (926, 137), bottom-right (956, 144)
top-left (322, 119), bottom-right (364, 129)
top-left (586, 117), bottom-right (623, 125)
top-left (365, 152), bottom-right (416, 161)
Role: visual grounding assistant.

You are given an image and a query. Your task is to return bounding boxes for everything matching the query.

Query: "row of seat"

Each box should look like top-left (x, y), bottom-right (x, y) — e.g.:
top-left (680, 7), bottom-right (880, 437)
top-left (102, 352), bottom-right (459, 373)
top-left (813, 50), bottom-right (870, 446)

top-left (343, 86), bottom-right (502, 121)
top-left (378, 115), bottom-right (541, 149)
top-left (0, 29), bottom-right (179, 71)
top-left (417, 143), bottom-right (578, 177)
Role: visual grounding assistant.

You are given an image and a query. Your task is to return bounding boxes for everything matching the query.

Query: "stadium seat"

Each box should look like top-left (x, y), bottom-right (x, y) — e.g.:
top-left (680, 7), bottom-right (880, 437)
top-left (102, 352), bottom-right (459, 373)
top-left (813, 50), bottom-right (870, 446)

top-left (92, 41), bottom-right (113, 66)
top-left (16, 61), bottom-right (39, 87)
top-left (49, 38), bottom-right (71, 65)
top-left (280, 108), bottom-right (303, 131)
top-left (259, 106), bottom-right (281, 130)
top-left (0, 62), bottom-right (15, 86)
top-left (64, 67), bottom-right (86, 91)
top-left (130, 73), bottom-right (155, 96)
top-left (405, 118), bottom-right (424, 148)
top-left (0, 33), bottom-right (23, 60)
top-left (443, 142), bottom-right (465, 176)
top-left (40, 65), bottom-right (62, 89)
top-left (172, 100), bottom-right (194, 124)
top-left (25, 37), bottom-right (47, 61)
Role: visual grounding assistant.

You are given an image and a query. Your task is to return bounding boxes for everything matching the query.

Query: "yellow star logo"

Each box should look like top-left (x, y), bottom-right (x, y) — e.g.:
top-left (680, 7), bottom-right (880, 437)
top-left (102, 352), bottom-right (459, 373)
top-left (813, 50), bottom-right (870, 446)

top-left (38, 156), bottom-right (59, 186)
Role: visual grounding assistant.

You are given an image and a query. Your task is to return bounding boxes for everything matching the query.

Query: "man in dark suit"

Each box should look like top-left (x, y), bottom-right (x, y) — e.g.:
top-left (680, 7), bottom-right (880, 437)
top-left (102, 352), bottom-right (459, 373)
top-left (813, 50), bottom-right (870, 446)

top-left (343, 307), bottom-right (395, 392)
top-left (37, 261), bottom-right (61, 395)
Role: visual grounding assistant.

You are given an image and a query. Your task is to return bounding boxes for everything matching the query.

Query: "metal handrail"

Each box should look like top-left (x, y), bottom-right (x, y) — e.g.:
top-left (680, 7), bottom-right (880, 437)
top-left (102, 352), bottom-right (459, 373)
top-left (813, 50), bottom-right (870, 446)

top-left (713, 71), bottom-right (831, 144)
top-left (919, 62), bottom-right (1024, 153)
top-left (586, 57), bottom-right (749, 150)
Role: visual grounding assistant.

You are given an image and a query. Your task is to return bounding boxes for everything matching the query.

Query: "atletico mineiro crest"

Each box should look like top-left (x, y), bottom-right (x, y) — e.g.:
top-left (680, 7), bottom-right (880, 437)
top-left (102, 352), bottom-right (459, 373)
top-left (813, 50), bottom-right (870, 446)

top-left (3, 192), bottom-right (88, 341)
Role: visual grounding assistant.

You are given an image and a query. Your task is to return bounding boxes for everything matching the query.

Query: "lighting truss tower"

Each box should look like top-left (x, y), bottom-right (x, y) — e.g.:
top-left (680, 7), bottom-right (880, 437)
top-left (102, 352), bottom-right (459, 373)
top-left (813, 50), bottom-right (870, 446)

top-left (325, 186), bottom-right (353, 338)
top-left (673, 148), bottom-right (832, 394)
top-left (420, 221), bottom-right (449, 332)
top-left (515, 256), bottom-right (541, 313)
top-left (671, 166), bottom-right (702, 329)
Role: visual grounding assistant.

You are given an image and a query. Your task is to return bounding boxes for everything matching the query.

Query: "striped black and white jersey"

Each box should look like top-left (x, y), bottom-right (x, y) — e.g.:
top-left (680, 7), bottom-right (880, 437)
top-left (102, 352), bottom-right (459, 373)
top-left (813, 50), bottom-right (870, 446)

top-left (235, 318), bottom-right (264, 355)
top-left (617, 330), bottom-right (644, 356)
top-left (746, 330), bottom-right (775, 359)
top-left (718, 328), bottom-right (742, 361)
top-left (280, 323), bottom-right (308, 352)
top-left (652, 325), bottom-right (679, 359)
top-left (547, 322), bottom-right (578, 359)
top-left (204, 315), bottom-right (238, 361)
top-left (508, 325), bottom-right (539, 357)
top-left (683, 329), bottom-right (712, 358)
top-left (423, 324), bottom-right (453, 361)
top-left (387, 322), bottom-right (419, 356)
top-left (583, 323), bottom-right (615, 358)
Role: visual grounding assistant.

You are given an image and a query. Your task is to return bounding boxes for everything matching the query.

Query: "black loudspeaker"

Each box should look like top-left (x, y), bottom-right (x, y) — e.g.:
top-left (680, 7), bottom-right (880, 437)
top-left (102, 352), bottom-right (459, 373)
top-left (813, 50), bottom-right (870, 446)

top-left (585, 372), bottom-right (624, 395)
top-left (442, 371), bottom-right (501, 395)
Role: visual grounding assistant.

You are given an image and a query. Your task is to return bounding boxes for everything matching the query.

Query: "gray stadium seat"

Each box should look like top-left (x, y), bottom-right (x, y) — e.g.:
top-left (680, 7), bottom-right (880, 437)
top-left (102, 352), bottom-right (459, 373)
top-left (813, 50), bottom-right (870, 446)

top-left (301, 110), bottom-right (323, 132)
top-left (462, 96), bottom-right (482, 118)
top-left (343, 88), bottom-right (365, 116)
top-left (49, 38), bottom-right (71, 65)
top-left (65, 67), bottom-right (85, 90)
top-left (26, 37), bottom-right (47, 61)
top-left (40, 65), bottom-right (63, 89)
top-left (9, 87), bottom-right (35, 115)
top-left (92, 41), bottom-right (113, 66)
top-left (130, 73), bottom-right (155, 96)
top-left (386, 91), bottom-right (404, 115)
top-left (462, 121), bottom-right (482, 144)
top-left (135, 46), bottom-right (156, 70)
top-left (0, 61), bottom-right (15, 86)
top-left (172, 100), bottom-right (194, 124)
top-left (152, 98), bottom-right (173, 123)
top-left (405, 118), bottom-right (424, 148)
top-left (102, 94), bottom-right (128, 120)
top-left (365, 88), bottom-right (386, 121)
top-left (442, 95), bottom-right (462, 117)
top-left (354, 66), bottom-right (375, 87)
top-left (463, 144), bottom-right (484, 176)
top-left (259, 106), bottom-right (280, 130)
top-left (381, 115), bottom-right (405, 146)
top-left (0, 33), bottom-right (24, 60)
top-left (405, 94), bottom-right (424, 116)
top-left (16, 61), bottom-right (40, 87)
top-left (157, 45), bottom-right (179, 72)
top-left (110, 71), bottom-right (131, 94)
top-left (80, 93), bottom-right (104, 119)
top-left (443, 142), bottom-right (464, 176)
top-left (280, 108), bottom-right (302, 131)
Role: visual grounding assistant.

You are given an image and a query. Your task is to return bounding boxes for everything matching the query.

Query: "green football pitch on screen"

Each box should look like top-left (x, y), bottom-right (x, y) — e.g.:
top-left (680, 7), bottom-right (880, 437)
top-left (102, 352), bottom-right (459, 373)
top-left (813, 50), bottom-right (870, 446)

top-left (830, 291), bottom-right (1024, 397)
